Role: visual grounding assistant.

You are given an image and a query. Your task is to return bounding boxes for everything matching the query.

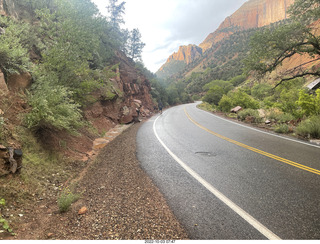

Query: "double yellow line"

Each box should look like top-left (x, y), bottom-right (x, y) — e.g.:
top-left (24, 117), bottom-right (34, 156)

top-left (184, 108), bottom-right (320, 176)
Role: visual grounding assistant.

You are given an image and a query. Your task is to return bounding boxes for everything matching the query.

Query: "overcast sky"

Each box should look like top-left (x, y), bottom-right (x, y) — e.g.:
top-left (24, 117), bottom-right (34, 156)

top-left (92, 0), bottom-right (248, 72)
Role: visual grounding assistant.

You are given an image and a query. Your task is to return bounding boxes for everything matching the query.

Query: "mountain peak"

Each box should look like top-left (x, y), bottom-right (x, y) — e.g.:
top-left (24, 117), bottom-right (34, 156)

top-left (166, 44), bottom-right (203, 65)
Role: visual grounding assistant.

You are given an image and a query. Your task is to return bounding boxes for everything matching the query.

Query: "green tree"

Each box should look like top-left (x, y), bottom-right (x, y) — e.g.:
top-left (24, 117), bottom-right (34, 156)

top-left (0, 16), bottom-right (31, 77)
top-left (126, 28), bottom-right (145, 61)
top-left (25, 72), bottom-right (83, 132)
top-left (297, 89), bottom-right (320, 116)
top-left (33, 0), bottom-right (103, 100)
top-left (203, 86), bottom-right (225, 105)
top-left (107, 0), bottom-right (126, 29)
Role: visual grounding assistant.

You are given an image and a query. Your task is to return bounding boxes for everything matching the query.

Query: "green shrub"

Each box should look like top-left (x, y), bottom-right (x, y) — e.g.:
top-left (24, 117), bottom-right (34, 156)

top-left (238, 109), bottom-right (262, 123)
top-left (218, 94), bottom-right (233, 112)
top-left (0, 198), bottom-right (13, 234)
top-left (57, 188), bottom-right (80, 213)
top-left (0, 116), bottom-right (4, 127)
top-left (198, 102), bottom-right (216, 112)
top-left (275, 124), bottom-right (290, 134)
top-left (0, 16), bottom-right (31, 75)
top-left (231, 90), bottom-right (260, 109)
top-left (278, 113), bottom-right (295, 123)
top-left (230, 74), bottom-right (247, 86)
top-left (251, 83), bottom-right (273, 99)
top-left (218, 89), bottom-right (259, 112)
top-left (25, 79), bottom-right (83, 132)
top-left (262, 96), bottom-right (276, 109)
top-left (296, 116), bottom-right (320, 139)
top-left (266, 108), bottom-right (283, 121)
top-left (297, 89), bottom-right (320, 116)
top-left (202, 86), bottom-right (225, 105)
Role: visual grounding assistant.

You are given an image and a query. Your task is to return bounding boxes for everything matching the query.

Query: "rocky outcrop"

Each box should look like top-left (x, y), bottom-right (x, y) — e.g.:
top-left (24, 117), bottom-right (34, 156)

top-left (166, 44), bottom-right (203, 65)
top-left (83, 51), bottom-right (154, 133)
top-left (156, 44), bottom-right (202, 79)
top-left (200, 0), bottom-right (295, 51)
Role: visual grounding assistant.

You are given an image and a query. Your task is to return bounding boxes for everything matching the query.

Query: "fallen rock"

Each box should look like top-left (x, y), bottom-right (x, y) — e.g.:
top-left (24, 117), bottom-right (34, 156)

top-left (93, 138), bottom-right (110, 150)
top-left (78, 207), bottom-right (88, 215)
top-left (231, 106), bottom-right (242, 113)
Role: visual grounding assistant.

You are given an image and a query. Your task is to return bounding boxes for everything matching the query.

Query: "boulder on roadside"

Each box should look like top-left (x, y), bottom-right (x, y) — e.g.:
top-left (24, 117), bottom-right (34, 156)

top-left (231, 106), bottom-right (242, 113)
top-left (265, 120), bottom-right (271, 125)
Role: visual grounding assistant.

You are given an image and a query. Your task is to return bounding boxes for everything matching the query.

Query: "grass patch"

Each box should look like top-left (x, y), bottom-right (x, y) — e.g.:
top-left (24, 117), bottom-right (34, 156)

top-left (197, 102), bottom-right (216, 112)
top-left (57, 187), bottom-right (80, 213)
top-left (238, 109), bottom-right (263, 123)
top-left (296, 116), bottom-right (320, 139)
top-left (275, 124), bottom-right (290, 134)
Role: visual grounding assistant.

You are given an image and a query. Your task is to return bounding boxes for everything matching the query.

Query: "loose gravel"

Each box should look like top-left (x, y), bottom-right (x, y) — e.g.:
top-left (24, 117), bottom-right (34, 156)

top-left (40, 122), bottom-right (189, 240)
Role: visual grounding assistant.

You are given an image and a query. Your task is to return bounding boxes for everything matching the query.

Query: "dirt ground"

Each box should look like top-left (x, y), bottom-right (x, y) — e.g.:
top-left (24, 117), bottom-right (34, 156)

top-left (1, 122), bottom-right (189, 240)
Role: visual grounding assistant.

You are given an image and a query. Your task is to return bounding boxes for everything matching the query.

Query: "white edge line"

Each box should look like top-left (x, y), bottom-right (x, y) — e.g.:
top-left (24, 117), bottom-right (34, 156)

top-left (153, 115), bottom-right (281, 240)
top-left (194, 103), bottom-right (320, 149)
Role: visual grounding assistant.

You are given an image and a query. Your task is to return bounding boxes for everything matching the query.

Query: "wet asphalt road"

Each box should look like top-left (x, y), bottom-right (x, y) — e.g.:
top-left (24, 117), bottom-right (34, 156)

top-left (136, 102), bottom-right (320, 240)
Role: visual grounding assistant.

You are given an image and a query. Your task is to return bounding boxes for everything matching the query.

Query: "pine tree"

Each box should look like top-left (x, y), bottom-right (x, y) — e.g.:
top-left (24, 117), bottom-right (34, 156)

top-left (126, 28), bottom-right (145, 61)
top-left (106, 0), bottom-right (126, 30)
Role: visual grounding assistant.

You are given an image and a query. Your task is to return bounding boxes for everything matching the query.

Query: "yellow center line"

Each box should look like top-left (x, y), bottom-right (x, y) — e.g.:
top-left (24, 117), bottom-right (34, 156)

top-left (184, 108), bottom-right (320, 176)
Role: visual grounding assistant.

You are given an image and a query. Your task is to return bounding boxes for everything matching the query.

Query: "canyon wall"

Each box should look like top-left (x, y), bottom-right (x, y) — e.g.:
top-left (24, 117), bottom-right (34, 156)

top-left (200, 0), bottom-right (295, 51)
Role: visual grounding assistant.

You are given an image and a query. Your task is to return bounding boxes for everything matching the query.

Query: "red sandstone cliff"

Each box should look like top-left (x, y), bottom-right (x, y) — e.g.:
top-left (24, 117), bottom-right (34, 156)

top-left (157, 44), bottom-right (202, 78)
top-left (166, 44), bottom-right (203, 65)
top-left (199, 0), bottom-right (295, 51)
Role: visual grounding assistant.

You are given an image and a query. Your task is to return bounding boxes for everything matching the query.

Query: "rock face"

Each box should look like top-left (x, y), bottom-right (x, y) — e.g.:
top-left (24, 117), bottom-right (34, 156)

top-left (156, 44), bottom-right (202, 79)
top-left (166, 44), bottom-right (202, 65)
top-left (200, 0), bottom-right (295, 51)
top-left (84, 51), bottom-right (154, 133)
top-left (157, 0), bottom-right (295, 78)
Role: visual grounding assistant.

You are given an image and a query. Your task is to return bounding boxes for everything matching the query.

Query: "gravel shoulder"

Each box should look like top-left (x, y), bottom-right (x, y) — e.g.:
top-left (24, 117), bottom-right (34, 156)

top-left (17, 122), bottom-right (189, 240)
